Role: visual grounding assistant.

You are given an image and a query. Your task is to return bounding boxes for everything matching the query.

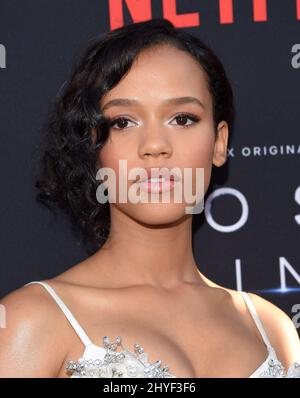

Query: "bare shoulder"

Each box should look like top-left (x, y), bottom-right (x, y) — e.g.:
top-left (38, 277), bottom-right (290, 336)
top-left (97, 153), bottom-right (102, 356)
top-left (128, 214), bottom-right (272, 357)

top-left (0, 283), bottom-right (71, 377)
top-left (234, 290), bottom-right (300, 369)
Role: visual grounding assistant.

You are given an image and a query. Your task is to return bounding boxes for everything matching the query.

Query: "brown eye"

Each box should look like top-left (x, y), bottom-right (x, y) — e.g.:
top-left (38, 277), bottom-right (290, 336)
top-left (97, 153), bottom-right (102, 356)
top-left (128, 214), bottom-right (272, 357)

top-left (171, 113), bottom-right (200, 128)
top-left (109, 117), bottom-right (133, 130)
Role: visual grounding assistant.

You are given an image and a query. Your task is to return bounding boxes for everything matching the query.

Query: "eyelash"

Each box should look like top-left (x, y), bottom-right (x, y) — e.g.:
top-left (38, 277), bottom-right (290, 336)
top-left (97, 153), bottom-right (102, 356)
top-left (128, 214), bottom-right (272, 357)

top-left (108, 112), bottom-right (201, 131)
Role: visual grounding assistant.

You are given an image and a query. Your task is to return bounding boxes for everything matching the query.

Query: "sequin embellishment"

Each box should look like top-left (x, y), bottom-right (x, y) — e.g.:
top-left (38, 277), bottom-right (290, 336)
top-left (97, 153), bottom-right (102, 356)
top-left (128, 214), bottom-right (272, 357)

top-left (66, 335), bottom-right (176, 378)
top-left (255, 348), bottom-right (300, 378)
top-left (66, 336), bottom-right (300, 378)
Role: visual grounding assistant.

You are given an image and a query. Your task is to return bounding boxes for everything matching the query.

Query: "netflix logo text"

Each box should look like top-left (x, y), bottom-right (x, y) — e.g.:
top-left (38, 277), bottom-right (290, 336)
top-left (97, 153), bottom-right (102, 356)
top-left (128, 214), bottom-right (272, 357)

top-left (108, 0), bottom-right (300, 30)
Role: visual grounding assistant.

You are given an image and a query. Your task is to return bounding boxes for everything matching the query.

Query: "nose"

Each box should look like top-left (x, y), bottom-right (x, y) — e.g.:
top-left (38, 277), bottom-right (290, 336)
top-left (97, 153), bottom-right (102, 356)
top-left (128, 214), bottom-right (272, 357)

top-left (138, 126), bottom-right (173, 160)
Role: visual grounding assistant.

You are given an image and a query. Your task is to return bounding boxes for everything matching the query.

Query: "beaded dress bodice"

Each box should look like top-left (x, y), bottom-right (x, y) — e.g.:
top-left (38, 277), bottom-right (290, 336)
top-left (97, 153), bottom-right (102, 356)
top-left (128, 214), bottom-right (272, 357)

top-left (25, 281), bottom-right (300, 378)
top-left (65, 336), bottom-right (300, 378)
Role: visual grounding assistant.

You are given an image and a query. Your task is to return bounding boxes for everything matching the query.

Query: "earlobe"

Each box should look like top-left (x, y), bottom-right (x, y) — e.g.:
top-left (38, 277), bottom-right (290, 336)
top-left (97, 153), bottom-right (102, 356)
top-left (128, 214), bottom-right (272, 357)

top-left (212, 121), bottom-right (229, 167)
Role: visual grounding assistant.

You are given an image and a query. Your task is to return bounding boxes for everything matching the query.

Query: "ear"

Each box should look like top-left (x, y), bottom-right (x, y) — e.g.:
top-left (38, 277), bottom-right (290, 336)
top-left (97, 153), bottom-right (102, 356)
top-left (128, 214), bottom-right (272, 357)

top-left (212, 121), bottom-right (229, 167)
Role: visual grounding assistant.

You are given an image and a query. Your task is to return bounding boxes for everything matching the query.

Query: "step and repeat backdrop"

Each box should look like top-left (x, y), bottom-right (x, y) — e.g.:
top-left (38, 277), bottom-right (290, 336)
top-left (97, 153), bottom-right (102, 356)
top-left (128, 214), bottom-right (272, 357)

top-left (0, 1), bottom-right (299, 333)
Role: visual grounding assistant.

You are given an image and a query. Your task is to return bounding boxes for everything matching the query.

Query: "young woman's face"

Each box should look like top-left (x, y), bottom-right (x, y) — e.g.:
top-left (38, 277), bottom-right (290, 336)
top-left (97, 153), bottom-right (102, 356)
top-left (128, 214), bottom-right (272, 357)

top-left (97, 44), bottom-right (228, 225)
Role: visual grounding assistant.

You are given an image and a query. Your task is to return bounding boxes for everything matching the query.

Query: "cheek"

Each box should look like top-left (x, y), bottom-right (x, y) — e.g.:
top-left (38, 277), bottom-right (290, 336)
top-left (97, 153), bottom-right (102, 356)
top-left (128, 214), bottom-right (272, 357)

top-left (98, 134), bottom-right (136, 167)
top-left (181, 132), bottom-right (215, 196)
top-left (97, 142), bottom-right (137, 198)
top-left (182, 130), bottom-right (215, 169)
top-left (97, 140), bottom-right (124, 175)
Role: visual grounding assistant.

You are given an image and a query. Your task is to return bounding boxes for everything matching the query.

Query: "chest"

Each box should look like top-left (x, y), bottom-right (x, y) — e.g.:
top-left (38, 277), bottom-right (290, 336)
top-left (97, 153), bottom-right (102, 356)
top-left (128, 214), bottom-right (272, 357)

top-left (59, 297), bottom-right (267, 378)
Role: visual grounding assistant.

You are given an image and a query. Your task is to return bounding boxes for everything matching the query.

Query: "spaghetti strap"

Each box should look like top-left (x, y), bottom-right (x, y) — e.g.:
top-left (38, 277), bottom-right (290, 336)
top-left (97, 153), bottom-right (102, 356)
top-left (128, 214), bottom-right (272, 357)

top-left (24, 281), bottom-right (93, 348)
top-left (240, 291), bottom-right (272, 350)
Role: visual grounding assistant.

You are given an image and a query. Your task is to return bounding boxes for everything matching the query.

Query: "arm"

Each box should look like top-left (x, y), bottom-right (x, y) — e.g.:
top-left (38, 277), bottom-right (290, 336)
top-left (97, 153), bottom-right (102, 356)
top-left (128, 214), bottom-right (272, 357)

top-left (248, 292), bottom-right (300, 370)
top-left (0, 285), bottom-right (69, 377)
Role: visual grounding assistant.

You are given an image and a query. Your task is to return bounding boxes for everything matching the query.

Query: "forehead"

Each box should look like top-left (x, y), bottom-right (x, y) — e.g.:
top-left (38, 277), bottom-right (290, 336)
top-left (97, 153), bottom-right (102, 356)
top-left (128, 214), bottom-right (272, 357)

top-left (100, 45), bottom-right (211, 109)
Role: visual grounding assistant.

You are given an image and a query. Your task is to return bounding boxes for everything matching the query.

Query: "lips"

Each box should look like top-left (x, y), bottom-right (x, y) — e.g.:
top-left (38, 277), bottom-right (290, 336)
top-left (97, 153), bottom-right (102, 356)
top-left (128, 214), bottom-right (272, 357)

top-left (137, 167), bottom-right (181, 183)
top-left (138, 178), bottom-right (178, 194)
top-left (133, 166), bottom-right (182, 194)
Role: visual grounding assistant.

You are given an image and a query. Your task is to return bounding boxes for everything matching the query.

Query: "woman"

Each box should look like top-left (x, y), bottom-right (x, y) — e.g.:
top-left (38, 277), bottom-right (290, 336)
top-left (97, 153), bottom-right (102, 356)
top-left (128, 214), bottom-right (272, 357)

top-left (0, 18), bottom-right (299, 378)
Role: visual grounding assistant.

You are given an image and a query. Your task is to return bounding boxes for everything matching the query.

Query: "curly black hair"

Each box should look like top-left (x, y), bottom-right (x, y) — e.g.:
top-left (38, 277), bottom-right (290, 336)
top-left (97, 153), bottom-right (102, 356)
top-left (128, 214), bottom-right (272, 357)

top-left (35, 18), bottom-right (235, 255)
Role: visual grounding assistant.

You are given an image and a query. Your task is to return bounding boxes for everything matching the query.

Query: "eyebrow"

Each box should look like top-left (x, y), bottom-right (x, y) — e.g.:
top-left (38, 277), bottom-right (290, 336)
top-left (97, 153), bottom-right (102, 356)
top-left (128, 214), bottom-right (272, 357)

top-left (101, 96), bottom-right (205, 112)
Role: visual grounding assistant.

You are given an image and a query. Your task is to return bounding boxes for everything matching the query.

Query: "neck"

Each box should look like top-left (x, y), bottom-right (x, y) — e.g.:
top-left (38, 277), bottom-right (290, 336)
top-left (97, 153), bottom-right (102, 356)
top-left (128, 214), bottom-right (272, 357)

top-left (91, 205), bottom-right (209, 290)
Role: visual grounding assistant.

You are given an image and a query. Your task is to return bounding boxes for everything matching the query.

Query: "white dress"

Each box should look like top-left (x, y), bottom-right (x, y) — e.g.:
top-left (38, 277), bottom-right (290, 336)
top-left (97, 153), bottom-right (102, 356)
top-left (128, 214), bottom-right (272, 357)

top-left (24, 281), bottom-right (300, 378)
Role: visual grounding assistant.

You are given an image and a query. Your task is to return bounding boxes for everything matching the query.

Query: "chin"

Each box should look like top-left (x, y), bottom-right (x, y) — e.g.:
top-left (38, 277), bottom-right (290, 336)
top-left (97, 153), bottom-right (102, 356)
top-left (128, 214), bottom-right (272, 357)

top-left (119, 202), bottom-right (190, 226)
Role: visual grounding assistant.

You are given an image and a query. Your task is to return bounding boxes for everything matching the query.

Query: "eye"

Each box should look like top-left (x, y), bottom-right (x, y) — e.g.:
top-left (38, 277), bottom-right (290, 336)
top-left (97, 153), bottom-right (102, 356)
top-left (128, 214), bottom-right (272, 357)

top-left (108, 117), bottom-right (136, 130)
top-left (108, 112), bottom-right (201, 131)
top-left (170, 113), bottom-right (201, 128)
